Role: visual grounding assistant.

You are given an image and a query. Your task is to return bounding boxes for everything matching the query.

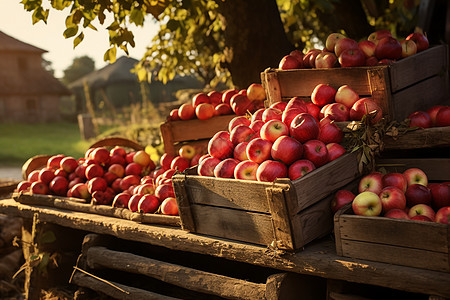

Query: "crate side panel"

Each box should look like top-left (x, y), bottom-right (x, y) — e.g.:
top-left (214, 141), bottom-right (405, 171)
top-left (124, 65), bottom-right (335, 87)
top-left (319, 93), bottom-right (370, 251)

top-left (338, 215), bottom-right (449, 252)
top-left (291, 153), bottom-right (360, 213)
top-left (383, 127), bottom-right (450, 150)
top-left (340, 239), bottom-right (449, 272)
top-left (390, 74), bottom-right (450, 121)
top-left (389, 45), bottom-right (448, 92)
top-left (376, 158), bottom-right (450, 181)
top-left (191, 204), bottom-right (276, 247)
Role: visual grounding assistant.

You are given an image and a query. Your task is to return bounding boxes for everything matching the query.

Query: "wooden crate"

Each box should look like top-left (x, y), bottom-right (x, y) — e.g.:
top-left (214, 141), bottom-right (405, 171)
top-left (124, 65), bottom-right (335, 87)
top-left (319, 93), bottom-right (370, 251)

top-left (334, 157), bottom-right (450, 272)
top-left (261, 45), bottom-right (450, 122)
top-left (160, 114), bottom-right (236, 156)
top-left (172, 152), bottom-right (361, 251)
top-left (383, 126), bottom-right (450, 150)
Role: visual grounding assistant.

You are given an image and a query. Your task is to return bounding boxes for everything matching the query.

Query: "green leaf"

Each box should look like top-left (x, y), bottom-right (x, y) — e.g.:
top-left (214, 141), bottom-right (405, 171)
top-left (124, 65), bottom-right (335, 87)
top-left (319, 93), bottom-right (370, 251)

top-left (130, 7), bottom-right (145, 26)
top-left (73, 32), bottom-right (84, 48)
top-left (39, 231), bottom-right (56, 244)
top-left (104, 47), bottom-right (117, 63)
top-left (63, 26), bottom-right (78, 38)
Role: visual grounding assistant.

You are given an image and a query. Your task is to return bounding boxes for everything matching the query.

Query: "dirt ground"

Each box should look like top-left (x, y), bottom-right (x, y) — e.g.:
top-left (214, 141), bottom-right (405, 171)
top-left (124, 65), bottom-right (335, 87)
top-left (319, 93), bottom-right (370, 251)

top-left (0, 167), bottom-right (22, 181)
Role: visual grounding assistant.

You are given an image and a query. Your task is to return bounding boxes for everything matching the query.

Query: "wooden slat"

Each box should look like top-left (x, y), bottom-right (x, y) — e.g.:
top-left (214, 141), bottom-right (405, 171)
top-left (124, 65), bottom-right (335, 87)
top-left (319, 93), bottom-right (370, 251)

top-left (339, 240), bottom-right (449, 272)
top-left (376, 158), bottom-right (450, 181)
top-left (383, 127), bottom-right (450, 150)
top-left (172, 173), bottom-right (196, 232)
top-left (89, 137), bottom-right (144, 151)
top-left (367, 67), bottom-right (392, 120)
top-left (261, 68), bottom-right (282, 104)
top-left (21, 154), bottom-right (51, 180)
top-left (85, 246), bottom-right (266, 300)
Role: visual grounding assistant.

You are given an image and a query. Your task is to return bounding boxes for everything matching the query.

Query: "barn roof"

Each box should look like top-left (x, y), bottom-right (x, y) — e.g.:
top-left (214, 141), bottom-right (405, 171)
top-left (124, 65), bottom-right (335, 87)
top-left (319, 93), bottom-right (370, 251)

top-left (68, 56), bottom-right (140, 90)
top-left (0, 30), bottom-right (47, 53)
top-left (0, 70), bottom-right (71, 96)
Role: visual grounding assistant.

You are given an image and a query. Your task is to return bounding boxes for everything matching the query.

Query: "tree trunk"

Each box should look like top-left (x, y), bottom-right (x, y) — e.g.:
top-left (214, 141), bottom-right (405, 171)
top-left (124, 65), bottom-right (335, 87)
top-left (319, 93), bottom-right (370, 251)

top-left (216, 0), bottom-right (294, 89)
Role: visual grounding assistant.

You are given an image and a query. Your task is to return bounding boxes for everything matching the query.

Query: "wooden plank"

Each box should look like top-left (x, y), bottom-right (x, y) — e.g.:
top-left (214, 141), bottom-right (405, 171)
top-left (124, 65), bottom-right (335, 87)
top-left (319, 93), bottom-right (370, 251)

top-left (339, 240), bottom-right (449, 272)
top-left (160, 121), bottom-right (176, 156)
top-left (376, 158), bottom-right (450, 181)
top-left (367, 67), bottom-right (392, 120)
top-left (21, 154), bottom-right (51, 180)
top-left (88, 137), bottom-right (144, 151)
top-left (265, 186), bottom-right (294, 250)
top-left (389, 45), bottom-right (448, 92)
top-left (72, 272), bottom-right (180, 300)
top-left (261, 68), bottom-right (282, 104)
top-left (383, 127), bottom-right (450, 150)
top-left (265, 273), bottom-right (326, 300)
top-left (172, 173), bottom-right (196, 232)
top-left (85, 246), bottom-right (266, 300)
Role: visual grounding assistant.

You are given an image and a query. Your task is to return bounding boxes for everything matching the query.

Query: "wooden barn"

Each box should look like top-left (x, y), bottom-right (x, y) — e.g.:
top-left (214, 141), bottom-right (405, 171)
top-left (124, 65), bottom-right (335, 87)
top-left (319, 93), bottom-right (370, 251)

top-left (0, 31), bottom-right (71, 123)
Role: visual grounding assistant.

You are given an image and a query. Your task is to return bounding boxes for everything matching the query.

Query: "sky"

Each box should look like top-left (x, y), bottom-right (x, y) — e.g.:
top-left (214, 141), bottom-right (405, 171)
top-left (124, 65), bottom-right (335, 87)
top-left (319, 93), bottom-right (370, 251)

top-left (0, 1), bottom-right (159, 78)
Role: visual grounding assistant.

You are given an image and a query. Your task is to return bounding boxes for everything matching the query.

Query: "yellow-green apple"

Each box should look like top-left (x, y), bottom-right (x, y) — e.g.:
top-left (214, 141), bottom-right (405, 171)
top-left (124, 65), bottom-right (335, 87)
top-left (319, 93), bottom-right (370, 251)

top-left (214, 103), bottom-right (233, 115)
top-left (138, 194), bottom-right (160, 213)
top-left (338, 48), bottom-right (366, 67)
top-left (70, 183), bottom-right (90, 200)
top-left (323, 103), bottom-right (349, 122)
top-left (375, 36), bottom-right (402, 60)
top-left (271, 136), bottom-right (303, 165)
top-left (246, 138), bottom-right (273, 164)
top-left (429, 183), bottom-right (450, 209)
top-left (270, 101), bottom-right (288, 111)
top-left (282, 108), bottom-right (306, 128)
top-left (127, 194), bottom-right (142, 212)
top-left (368, 29), bottom-right (392, 45)
top-left (318, 122), bottom-right (343, 144)
top-left (349, 98), bottom-right (383, 124)
top-left (178, 144), bottom-right (196, 160)
top-left (233, 142), bottom-right (249, 161)
top-left (262, 107), bottom-right (283, 122)
top-left (155, 183), bottom-right (175, 201)
top-left (326, 143), bottom-right (346, 162)
top-left (303, 49), bottom-right (321, 68)
top-left (382, 172), bottom-right (408, 192)
top-left (228, 116), bottom-right (251, 132)
top-left (39, 167), bottom-right (56, 185)
top-left (311, 84), bottom-right (336, 107)
top-left (197, 157), bottom-right (221, 177)
top-left (28, 170), bottom-right (40, 183)
top-left (325, 33), bottom-right (346, 52)
top-left (303, 139), bottom-right (328, 168)
top-left (214, 158), bottom-right (239, 178)
top-left (160, 153), bottom-right (175, 170)
top-left (195, 103), bottom-right (215, 120)
top-left (426, 105), bottom-right (445, 126)
top-left (331, 189), bottom-right (355, 213)
top-left (47, 154), bottom-right (65, 169)
top-left (334, 38), bottom-right (358, 57)
top-left (119, 175), bottom-right (140, 191)
top-left (290, 113), bottom-right (320, 143)
top-left (408, 111), bottom-right (432, 128)
top-left (160, 197), bottom-right (179, 216)
top-left (408, 203), bottom-right (435, 220)
top-left (278, 54), bottom-right (302, 70)
top-left (256, 160), bottom-right (288, 182)
top-left (87, 177), bottom-right (107, 194)
top-left (260, 120), bottom-right (289, 143)
top-left (234, 160), bottom-right (259, 180)
top-left (178, 103), bottom-right (196, 120)
top-left (170, 156), bottom-right (190, 172)
top-left (49, 176), bottom-right (69, 196)
top-left (352, 191), bottom-right (382, 216)
top-left (230, 125), bottom-right (256, 146)
top-left (247, 83), bottom-right (266, 101)
top-left (359, 171), bottom-right (383, 194)
top-left (222, 89), bottom-right (239, 105)
top-left (384, 208), bottom-right (410, 220)
top-left (207, 90), bottom-right (223, 107)
top-left (125, 162), bottom-right (143, 176)
top-left (400, 39), bottom-right (417, 58)
top-left (192, 92), bottom-right (210, 108)
top-left (315, 51), bottom-right (338, 68)
top-left (208, 131), bottom-right (234, 160)
top-left (249, 120), bottom-right (264, 133)
top-left (335, 85), bottom-right (359, 109)
top-left (90, 147), bottom-right (110, 166)
top-left (112, 192), bottom-right (131, 208)
top-left (403, 168), bottom-right (428, 187)
top-left (288, 159), bottom-right (316, 180)
top-left (133, 150), bottom-right (153, 167)
top-left (406, 32), bottom-right (429, 52)
top-left (406, 184), bottom-right (432, 207)
top-left (358, 40), bottom-right (376, 57)
top-left (305, 102), bottom-right (321, 120)
top-left (435, 206), bottom-right (450, 224)
top-left (435, 106), bottom-right (450, 127)
top-left (379, 186), bottom-right (406, 213)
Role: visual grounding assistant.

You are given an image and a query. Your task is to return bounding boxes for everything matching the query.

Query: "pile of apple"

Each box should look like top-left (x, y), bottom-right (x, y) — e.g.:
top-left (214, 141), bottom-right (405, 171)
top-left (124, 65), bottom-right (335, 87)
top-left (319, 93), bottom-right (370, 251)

top-left (167, 83), bottom-right (266, 121)
top-left (407, 105), bottom-right (450, 128)
top-left (332, 168), bottom-right (450, 224)
top-left (279, 30), bottom-right (429, 70)
top-left (15, 147), bottom-right (179, 216)
top-left (195, 93), bottom-right (351, 182)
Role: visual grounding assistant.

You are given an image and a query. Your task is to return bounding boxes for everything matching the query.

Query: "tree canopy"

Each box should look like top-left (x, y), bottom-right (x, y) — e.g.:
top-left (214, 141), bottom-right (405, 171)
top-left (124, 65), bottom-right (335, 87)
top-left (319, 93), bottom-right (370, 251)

top-left (22, 0), bottom-right (425, 89)
top-left (62, 55), bottom-right (96, 85)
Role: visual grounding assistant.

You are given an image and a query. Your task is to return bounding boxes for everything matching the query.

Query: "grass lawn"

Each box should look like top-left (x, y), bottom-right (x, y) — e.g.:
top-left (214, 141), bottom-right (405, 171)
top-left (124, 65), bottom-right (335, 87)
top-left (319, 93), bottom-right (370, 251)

top-left (0, 122), bottom-right (92, 167)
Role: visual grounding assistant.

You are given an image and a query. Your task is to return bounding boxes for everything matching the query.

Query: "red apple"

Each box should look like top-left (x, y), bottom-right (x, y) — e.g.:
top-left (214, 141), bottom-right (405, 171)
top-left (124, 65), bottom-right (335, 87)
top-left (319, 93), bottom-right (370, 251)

top-left (375, 36), bottom-right (402, 60)
top-left (127, 194), bottom-right (142, 212)
top-left (338, 48), bottom-right (366, 67)
top-left (365, 56), bottom-right (379, 66)
top-left (288, 159), bottom-right (316, 180)
top-left (290, 113), bottom-right (320, 143)
top-left (435, 106), bottom-right (450, 127)
top-left (256, 160), bottom-right (288, 182)
top-left (195, 103), bottom-right (215, 120)
top-left (251, 108), bottom-right (265, 122)
top-left (70, 183), bottom-right (90, 200)
top-left (429, 183), bottom-right (450, 209)
top-left (406, 32), bottom-right (429, 52)
top-left (230, 125), bottom-right (256, 146)
top-left (228, 116), bottom-right (251, 132)
top-left (290, 49), bottom-right (304, 65)
top-left (331, 190), bottom-right (355, 213)
top-left (87, 177), bottom-right (107, 194)
top-left (271, 136), bottom-right (303, 165)
top-left (16, 181), bottom-right (32, 193)
top-left (160, 197), bottom-right (179, 216)
top-left (282, 108), bottom-right (306, 128)
top-left (90, 147), bottom-right (110, 166)
top-left (408, 111), bottom-right (432, 128)
top-left (384, 208), bottom-right (410, 220)
top-left (178, 103), bottom-right (196, 120)
top-left (208, 131), bottom-right (234, 160)
top-left (400, 39), bottom-right (417, 58)
top-left (326, 143), bottom-right (346, 162)
top-left (222, 89), bottom-right (239, 105)
top-left (302, 140), bottom-right (328, 168)
top-left (49, 176), bottom-right (69, 196)
top-left (170, 156), bottom-right (190, 172)
top-left (270, 101), bottom-right (287, 111)
top-left (197, 156), bottom-right (221, 177)
top-left (119, 175), bottom-right (141, 191)
top-left (136, 183), bottom-right (156, 195)
top-left (279, 54), bottom-right (302, 70)
top-left (315, 51), bottom-right (338, 68)
top-left (249, 120), bottom-right (264, 133)
top-left (335, 85), bottom-right (359, 109)
top-left (27, 170), bottom-right (40, 183)
top-left (30, 181), bottom-right (49, 195)
top-left (303, 49), bottom-right (321, 68)
top-left (350, 98), bottom-right (383, 124)
top-left (138, 194), bottom-right (160, 213)
top-left (214, 158), bottom-right (239, 178)
top-left (305, 102), bottom-right (321, 120)
top-left (379, 186), bottom-right (406, 213)
top-left (318, 122), bottom-right (343, 144)
top-left (230, 93), bottom-right (253, 116)
top-left (39, 167), bottom-right (56, 185)
top-left (410, 215), bottom-right (433, 222)
top-left (112, 192), bottom-right (132, 208)
top-left (358, 40), bottom-right (376, 58)
top-left (155, 183), bottom-right (175, 201)
top-left (207, 91), bottom-right (223, 107)
top-left (352, 191), bottom-right (382, 216)
top-left (214, 103), bottom-right (233, 115)
top-left (403, 168), bottom-right (428, 187)
top-left (359, 172), bottom-right (383, 194)
top-left (60, 156), bottom-right (79, 173)
top-left (311, 84), bottom-right (336, 107)
top-left (260, 120), bottom-right (289, 143)
top-left (159, 153), bottom-right (175, 170)
top-left (322, 103), bottom-right (349, 122)
top-left (368, 30), bottom-right (392, 45)
top-left (246, 138), bottom-right (272, 164)
top-left (233, 142), bottom-right (249, 161)
top-left (247, 83), bottom-right (266, 101)
top-left (406, 184), bottom-right (432, 207)
top-left (325, 33), bottom-right (346, 52)
top-left (408, 203), bottom-right (435, 220)
top-left (435, 206), bottom-right (450, 224)
top-left (234, 160), bottom-right (259, 181)
top-left (125, 162), bottom-right (143, 176)
top-left (426, 105), bottom-right (445, 126)
top-left (47, 154), bottom-right (65, 169)
top-left (262, 107), bottom-right (283, 122)
top-left (382, 172), bottom-right (408, 192)
top-left (334, 38), bottom-right (358, 58)
top-left (85, 164), bottom-right (104, 180)
top-left (192, 93), bottom-right (210, 108)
